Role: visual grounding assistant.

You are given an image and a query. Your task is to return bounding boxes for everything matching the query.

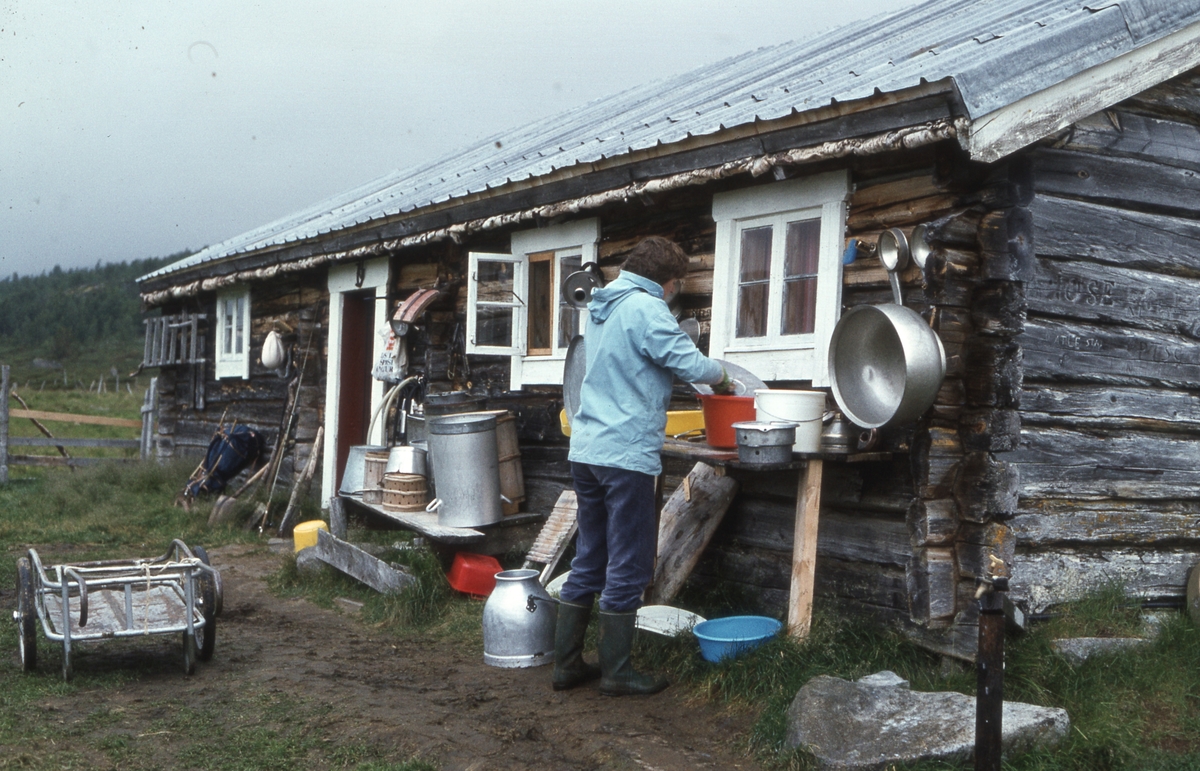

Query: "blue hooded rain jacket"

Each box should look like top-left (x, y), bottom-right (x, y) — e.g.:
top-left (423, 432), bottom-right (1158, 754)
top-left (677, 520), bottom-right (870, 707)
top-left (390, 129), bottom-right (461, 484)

top-left (567, 271), bottom-right (724, 476)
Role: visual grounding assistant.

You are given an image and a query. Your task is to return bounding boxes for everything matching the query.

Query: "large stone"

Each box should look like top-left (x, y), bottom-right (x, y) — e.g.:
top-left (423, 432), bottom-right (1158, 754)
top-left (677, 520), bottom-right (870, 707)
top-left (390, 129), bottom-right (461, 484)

top-left (785, 673), bottom-right (1069, 770)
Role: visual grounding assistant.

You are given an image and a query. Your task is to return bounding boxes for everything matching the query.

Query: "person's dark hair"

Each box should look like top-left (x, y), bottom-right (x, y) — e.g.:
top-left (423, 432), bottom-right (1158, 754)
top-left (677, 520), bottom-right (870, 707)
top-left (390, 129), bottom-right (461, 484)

top-left (622, 236), bottom-right (689, 285)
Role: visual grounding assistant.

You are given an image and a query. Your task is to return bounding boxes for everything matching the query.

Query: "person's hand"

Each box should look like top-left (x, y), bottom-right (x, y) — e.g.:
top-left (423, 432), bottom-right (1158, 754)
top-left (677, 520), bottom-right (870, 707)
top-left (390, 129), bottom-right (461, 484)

top-left (711, 367), bottom-right (736, 395)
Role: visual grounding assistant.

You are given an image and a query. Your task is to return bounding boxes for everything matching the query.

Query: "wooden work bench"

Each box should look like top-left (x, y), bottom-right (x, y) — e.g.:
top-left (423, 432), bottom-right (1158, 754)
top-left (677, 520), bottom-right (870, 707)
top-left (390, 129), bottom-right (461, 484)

top-left (660, 437), bottom-right (889, 639)
top-left (335, 494), bottom-right (544, 555)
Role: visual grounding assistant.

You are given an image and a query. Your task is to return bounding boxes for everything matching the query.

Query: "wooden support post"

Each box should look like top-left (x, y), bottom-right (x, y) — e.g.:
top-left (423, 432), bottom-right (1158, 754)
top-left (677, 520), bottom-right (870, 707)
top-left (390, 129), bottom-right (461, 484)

top-left (1, 364), bottom-right (9, 485)
top-left (788, 459), bottom-right (824, 638)
top-left (329, 496), bottom-right (347, 540)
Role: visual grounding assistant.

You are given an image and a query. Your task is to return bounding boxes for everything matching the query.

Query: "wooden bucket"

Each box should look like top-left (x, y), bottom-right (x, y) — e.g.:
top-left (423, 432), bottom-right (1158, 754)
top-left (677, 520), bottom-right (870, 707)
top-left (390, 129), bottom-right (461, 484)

top-left (362, 450), bottom-right (389, 504)
top-left (381, 472), bottom-right (428, 512)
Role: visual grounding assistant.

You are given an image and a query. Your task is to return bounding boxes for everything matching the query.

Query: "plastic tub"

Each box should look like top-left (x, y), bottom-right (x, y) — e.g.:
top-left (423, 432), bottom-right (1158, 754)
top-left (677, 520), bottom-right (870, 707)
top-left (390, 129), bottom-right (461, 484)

top-left (699, 394), bottom-right (757, 448)
top-left (754, 389), bottom-right (826, 453)
top-left (293, 520), bottom-right (329, 552)
top-left (693, 615), bottom-right (783, 662)
top-left (447, 552), bottom-right (503, 597)
top-left (561, 409), bottom-right (706, 439)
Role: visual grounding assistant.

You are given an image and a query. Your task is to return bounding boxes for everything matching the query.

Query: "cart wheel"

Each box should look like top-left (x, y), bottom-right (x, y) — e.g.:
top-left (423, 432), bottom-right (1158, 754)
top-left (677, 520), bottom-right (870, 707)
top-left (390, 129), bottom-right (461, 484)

top-left (182, 631), bottom-right (196, 676)
top-left (16, 557), bottom-right (37, 672)
top-left (196, 574), bottom-right (217, 663)
top-left (192, 545), bottom-right (223, 617)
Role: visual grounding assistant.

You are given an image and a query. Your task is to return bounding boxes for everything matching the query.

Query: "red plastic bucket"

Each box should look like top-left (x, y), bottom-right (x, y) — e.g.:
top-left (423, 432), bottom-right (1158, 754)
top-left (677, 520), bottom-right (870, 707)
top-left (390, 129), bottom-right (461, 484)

top-left (447, 552), bottom-right (503, 597)
top-left (699, 394), bottom-right (757, 448)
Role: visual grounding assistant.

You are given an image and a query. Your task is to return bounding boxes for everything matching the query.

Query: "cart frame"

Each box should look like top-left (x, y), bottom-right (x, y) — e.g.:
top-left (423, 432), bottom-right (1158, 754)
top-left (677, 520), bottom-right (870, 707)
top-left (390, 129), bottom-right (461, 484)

top-left (13, 539), bottom-right (222, 680)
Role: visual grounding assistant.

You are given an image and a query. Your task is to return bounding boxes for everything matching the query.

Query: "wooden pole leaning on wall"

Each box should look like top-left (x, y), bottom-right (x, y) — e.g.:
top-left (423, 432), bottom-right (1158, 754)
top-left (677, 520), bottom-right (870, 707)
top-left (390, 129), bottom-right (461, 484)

top-left (276, 425), bottom-right (324, 538)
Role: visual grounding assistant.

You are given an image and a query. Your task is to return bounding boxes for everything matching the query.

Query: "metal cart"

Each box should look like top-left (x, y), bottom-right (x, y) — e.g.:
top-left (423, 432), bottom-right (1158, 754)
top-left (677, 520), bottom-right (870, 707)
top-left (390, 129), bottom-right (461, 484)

top-left (13, 539), bottom-right (223, 680)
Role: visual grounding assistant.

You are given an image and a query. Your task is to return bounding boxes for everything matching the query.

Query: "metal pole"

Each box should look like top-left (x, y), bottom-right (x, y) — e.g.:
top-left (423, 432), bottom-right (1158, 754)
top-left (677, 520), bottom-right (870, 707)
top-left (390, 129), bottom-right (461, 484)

top-left (1, 364), bottom-right (9, 484)
top-left (975, 572), bottom-right (1008, 771)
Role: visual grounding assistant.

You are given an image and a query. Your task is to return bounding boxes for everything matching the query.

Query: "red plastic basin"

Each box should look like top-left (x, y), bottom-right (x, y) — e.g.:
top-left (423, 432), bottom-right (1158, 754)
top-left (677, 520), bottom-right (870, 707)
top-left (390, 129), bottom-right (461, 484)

top-left (447, 552), bottom-right (503, 597)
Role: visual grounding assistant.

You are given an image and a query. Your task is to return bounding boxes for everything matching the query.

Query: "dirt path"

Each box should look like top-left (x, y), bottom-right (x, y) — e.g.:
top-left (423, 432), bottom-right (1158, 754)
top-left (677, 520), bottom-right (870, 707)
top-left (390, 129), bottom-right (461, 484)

top-left (34, 544), bottom-right (763, 770)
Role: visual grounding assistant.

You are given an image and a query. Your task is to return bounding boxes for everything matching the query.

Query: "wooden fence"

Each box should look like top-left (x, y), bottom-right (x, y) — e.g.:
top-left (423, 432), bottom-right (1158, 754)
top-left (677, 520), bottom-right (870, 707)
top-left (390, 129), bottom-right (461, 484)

top-left (0, 365), bottom-right (156, 482)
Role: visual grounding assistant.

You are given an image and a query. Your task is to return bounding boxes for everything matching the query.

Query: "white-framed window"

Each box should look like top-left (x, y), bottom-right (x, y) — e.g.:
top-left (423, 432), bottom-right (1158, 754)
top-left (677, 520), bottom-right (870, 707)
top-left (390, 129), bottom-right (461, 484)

top-left (467, 218), bottom-right (599, 390)
top-left (709, 171), bottom-right (850, 385)
top-left (214, 285), bottom-right (251, 379)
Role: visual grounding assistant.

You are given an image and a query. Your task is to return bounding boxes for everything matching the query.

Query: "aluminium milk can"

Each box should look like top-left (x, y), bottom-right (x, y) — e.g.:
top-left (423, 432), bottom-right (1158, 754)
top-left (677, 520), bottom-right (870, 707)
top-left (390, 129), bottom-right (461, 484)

top-left (427, 412), bottom-right (502, 528)
top-left (482, 569), bottom-right (557, 668)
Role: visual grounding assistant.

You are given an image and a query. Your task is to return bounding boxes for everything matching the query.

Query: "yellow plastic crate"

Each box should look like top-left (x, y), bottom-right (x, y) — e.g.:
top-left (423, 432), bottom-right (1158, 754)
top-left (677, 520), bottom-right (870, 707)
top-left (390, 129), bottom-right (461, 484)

top-left (560, 408), bottom-right (705, 438)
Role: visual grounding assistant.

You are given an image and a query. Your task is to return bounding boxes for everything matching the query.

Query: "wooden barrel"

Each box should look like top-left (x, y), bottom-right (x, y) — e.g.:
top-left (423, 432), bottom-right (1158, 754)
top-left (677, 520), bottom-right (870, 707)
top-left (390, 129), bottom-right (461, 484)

top-left (485, 411), bottom-right (524, 515)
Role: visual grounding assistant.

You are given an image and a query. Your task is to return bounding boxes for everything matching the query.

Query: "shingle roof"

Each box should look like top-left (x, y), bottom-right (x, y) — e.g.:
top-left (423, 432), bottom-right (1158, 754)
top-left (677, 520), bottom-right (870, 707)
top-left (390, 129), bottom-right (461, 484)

top-left (142, 0), bottom-right (1200, 282)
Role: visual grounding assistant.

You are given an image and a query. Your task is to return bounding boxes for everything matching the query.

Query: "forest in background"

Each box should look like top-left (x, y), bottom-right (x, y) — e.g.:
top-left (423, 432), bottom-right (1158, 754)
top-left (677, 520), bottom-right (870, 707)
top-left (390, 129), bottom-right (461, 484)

top-left (0, 254), bottom-right (183, 389)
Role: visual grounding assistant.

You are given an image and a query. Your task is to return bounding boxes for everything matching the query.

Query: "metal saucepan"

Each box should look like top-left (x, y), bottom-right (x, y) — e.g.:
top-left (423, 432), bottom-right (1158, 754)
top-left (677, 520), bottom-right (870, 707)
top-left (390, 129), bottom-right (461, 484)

top-left (826, 229), bottom-right (946, 429)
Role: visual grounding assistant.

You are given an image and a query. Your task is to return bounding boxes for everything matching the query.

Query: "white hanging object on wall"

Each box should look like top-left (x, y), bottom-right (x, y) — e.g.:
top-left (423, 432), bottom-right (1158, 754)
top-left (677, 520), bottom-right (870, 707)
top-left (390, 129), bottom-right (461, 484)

top-left (262, 330), bottom-right (287, 370)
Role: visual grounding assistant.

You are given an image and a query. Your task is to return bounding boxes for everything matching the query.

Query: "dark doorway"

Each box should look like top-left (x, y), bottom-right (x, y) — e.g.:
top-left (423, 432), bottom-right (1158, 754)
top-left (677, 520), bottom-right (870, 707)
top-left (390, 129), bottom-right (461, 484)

top-left (335, 291), bottom-right (376, 490)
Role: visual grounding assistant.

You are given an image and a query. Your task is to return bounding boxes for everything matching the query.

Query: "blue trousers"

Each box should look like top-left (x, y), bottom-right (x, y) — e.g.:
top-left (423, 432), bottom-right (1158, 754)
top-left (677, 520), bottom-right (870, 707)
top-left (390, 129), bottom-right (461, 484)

top-left (559, 462), bottom-right (657, 613)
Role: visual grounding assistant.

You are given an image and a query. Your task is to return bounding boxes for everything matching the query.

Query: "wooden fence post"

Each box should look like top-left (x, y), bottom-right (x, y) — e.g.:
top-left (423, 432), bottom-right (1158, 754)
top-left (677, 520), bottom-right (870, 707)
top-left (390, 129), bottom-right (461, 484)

top-left (140, 377), bottom-right (159, 461)
top-left (1, 364), bottom-right (9, 484)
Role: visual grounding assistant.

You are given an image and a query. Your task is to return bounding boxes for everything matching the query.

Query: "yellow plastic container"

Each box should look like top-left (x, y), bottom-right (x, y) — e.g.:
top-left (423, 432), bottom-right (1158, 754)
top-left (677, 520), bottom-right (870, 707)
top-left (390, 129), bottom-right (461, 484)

top-left (560, 408), bottom-right (705, 438)
top-left (293, 520), bottom-right (329, 552)
top-left (665, 409), bottom-right (705, 437)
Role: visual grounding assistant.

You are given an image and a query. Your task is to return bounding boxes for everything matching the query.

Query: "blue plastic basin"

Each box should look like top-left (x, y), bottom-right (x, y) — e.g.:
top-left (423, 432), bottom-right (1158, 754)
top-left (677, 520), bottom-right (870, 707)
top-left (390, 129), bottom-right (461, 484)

top-left (692, 615), bottom-right (783, 662)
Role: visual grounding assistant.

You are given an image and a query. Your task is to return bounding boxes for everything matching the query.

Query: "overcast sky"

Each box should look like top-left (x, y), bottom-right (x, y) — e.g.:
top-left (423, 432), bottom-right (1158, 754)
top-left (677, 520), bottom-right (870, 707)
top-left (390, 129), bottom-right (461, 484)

top-left (2, 0), bottom-right (921, 279)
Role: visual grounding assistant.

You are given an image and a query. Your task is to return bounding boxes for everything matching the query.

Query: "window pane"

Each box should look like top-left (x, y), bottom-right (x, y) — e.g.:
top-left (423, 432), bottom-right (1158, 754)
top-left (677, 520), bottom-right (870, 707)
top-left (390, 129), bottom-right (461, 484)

top-left (736, 283), bottom-right (769, 338)
top-left (784, 219), bottom-right (820, 277)
top-left (528, 258), bottom-right (551, 353)
top-left (739, 226), bottom-right (772, 282)
top-left (736, 226), bottom-right (772, 338)
top-left (476, 261), bottom-right (516, 303)
top-left (235, 296), bottom-right (245, 354)
top-left (782, 277), bottom-right (818, 334)
top-left (558, 254), bottom-right (582, 348)
top-left (222, 299), bottom-right (233, 355)
top-left (476, 307), bottom-right (513, 347)
top-left (782, 219), bottom-right (821, 335)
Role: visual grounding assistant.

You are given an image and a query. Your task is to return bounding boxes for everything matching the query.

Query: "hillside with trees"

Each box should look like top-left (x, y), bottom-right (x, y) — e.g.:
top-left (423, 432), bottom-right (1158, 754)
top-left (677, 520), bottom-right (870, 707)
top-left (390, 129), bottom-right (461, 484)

top-left (0, 254), bottom-right (184, 388)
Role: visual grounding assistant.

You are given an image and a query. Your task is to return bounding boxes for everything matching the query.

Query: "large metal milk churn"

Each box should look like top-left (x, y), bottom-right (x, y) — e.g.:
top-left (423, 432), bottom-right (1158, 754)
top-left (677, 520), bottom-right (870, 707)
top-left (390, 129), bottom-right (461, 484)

top-left (482, 569), bottom-right (557, 668)
top-left (426, 412), bottom-right (503, 528)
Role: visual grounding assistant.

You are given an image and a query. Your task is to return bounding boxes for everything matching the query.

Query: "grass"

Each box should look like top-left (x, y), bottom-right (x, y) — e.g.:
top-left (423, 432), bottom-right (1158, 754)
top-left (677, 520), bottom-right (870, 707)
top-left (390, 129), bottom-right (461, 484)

top-left (2, 461), bottom-right (1199, 769)
top-left (0, 461), bottom-right (440, 770)
top-left (273, 540), bottom-right (1200, 770)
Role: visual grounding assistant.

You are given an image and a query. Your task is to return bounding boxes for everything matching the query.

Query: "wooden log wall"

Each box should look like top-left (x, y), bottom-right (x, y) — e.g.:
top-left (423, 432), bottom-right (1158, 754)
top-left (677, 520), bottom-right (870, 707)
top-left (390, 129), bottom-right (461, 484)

top-left (1007, 71), bottom-right (1200, 612)
top-left (154, 275), bottom-right (328, 494)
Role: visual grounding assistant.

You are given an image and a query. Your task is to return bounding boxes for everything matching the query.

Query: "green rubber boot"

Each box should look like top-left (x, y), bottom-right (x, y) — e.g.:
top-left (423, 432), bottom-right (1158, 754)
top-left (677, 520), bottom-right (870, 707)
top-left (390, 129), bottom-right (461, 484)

top-left (598, 610), bottom-right (668, 696)
top-left (552, 600), bottom-right (601, 691)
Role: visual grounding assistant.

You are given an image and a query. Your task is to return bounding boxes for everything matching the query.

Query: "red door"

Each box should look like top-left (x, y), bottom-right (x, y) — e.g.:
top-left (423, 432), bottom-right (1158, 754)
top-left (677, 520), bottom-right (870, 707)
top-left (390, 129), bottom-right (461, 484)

top-left (335, 291), bottom-right (376, 489)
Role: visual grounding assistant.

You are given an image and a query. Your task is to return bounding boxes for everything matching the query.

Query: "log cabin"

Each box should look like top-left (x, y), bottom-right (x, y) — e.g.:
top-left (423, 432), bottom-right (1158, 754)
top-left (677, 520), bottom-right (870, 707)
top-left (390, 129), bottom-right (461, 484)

top-left (137, 0), bottom-right (1200, 657)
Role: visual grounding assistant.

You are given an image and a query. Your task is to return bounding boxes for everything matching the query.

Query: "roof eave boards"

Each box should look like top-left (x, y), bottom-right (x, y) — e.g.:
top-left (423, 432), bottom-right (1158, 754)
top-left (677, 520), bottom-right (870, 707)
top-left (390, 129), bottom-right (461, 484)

top-left (964, 17), bottom-right (1200, 163)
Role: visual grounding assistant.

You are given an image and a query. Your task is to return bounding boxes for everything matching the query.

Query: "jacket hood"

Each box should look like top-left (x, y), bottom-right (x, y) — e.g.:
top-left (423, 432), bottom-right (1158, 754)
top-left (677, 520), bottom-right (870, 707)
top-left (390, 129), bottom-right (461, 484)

top-left (588, 271), bottom-right (662, 323)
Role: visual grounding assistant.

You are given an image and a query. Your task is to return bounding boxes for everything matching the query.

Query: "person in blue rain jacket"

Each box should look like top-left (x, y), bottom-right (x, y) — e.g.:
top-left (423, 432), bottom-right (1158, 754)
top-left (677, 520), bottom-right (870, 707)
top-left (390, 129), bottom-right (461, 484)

top-left (554, 236), bottom-right (732, 696)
